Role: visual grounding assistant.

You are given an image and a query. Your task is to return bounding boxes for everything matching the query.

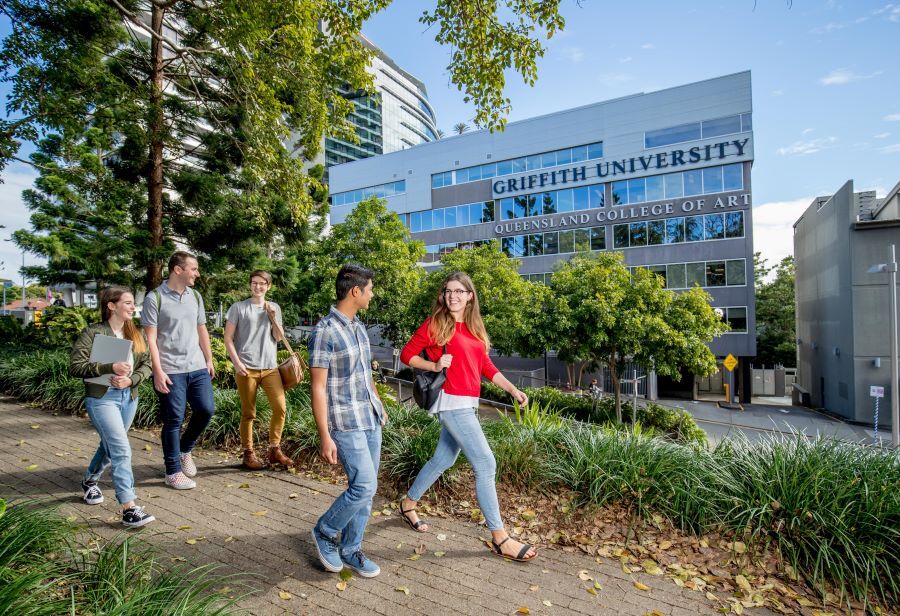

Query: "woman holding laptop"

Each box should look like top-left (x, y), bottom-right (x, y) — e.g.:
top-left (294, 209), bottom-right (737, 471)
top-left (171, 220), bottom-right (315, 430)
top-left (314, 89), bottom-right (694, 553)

top-left (70, 286), bottom-right (155, 527)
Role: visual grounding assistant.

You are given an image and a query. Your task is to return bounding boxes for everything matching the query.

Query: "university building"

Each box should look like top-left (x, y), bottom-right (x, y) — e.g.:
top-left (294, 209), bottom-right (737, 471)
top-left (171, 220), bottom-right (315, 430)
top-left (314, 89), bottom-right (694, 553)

top-left (329, 72), bottom-right (757, 401)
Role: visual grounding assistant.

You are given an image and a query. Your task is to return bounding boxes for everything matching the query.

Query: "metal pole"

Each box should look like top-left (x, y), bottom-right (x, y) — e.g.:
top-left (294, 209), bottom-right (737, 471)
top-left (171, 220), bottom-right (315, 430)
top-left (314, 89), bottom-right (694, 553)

top-left (632, 368), bottom-right (637, 431)
top-left (21, 251), bottom-right (25, 305)
top-left (889, 244), bottom-right (899, 448)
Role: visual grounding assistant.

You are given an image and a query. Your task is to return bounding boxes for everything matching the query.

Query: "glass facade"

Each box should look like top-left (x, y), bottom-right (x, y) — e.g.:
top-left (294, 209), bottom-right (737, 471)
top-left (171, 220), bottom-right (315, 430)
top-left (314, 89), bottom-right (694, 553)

top-left (409, 201), bottom-right (495, 232)
top-left (644, 113), bottom-right (752, 149)
top-left (613, 212), bottom-right (745, 248)
top-left (611, 163), bottom-right (742, 205)
top-left (332, 180), bottom-right (406, 207)
top-left (500, 226), bottom-right (606, 258)
top-left (633, 259), bottom-right (747, 290)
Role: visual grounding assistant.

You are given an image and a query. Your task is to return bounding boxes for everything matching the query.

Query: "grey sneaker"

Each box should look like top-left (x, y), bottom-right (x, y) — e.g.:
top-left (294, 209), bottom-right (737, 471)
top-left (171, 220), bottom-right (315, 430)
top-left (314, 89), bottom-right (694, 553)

top-left (341, 550), bottom-right (380, 578)
top-left (180, 452), bottom-right (197, 477)
top-left (122, 506), bottom-right (155, 528)
top-left (82, 481), bottom-right (104, 505)
top-left (164, 472), bottom-right (196, 490)
top-left (311, 526), bottom-right (343, 572)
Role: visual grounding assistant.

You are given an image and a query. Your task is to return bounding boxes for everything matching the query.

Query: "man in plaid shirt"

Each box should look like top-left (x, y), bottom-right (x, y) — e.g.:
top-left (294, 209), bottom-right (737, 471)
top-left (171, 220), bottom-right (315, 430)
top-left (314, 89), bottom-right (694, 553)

top-left (308, 264), bottom-right (386, 578)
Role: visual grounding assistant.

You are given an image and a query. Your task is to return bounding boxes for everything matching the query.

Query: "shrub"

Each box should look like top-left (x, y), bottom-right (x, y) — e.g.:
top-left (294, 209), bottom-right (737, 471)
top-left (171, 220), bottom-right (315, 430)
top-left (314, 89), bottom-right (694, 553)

top-left (39, 305), bottom-right (101, 348)
top-left (380, 403), bottom-right (447, 488)
top-left (0, 315), bottom-right (24, 345)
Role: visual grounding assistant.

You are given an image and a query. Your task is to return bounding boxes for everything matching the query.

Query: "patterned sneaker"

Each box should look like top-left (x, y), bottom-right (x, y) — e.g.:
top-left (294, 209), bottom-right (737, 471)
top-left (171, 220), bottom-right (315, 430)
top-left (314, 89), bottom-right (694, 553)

top-left (81, 481), bottom-right (104, 505)
top-left (180, 452), bottom-right (197, 477)
top-left (311, 526), bottom-right (343, 572)
top-left (341, 550), bottom-right (381, 578)
top-left (164, 472), bottom-right (196, 490)
top-left (122, 506), bottom-right (156, 528)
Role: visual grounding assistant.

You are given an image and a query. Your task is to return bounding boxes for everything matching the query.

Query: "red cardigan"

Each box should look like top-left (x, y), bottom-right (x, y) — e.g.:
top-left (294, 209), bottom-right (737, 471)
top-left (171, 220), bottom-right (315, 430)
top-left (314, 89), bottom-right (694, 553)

top-left (400, 318), bottom-right (499, 397)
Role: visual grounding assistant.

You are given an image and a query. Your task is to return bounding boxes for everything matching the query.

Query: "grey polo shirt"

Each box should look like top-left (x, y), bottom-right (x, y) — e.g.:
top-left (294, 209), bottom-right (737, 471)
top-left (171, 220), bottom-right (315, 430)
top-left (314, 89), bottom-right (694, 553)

top-left (225, 299), bottom-right (282, 370)
top-left (141, 282), bottom-right (208, 375)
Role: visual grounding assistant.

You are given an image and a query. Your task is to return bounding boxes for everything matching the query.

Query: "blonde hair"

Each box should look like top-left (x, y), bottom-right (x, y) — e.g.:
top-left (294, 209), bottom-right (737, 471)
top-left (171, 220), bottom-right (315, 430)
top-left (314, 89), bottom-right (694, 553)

top-left (427, 272), bottom-right (491, 351)
top-left (99, 286), bottom-right (146, 354)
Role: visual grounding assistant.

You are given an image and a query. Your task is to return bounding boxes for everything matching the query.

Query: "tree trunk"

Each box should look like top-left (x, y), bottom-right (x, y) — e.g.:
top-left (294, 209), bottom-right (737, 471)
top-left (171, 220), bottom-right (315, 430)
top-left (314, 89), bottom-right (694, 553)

top-left (609, 359), bottom-right (621, 423)
top-left (145, 4), bottom-right (166, 291)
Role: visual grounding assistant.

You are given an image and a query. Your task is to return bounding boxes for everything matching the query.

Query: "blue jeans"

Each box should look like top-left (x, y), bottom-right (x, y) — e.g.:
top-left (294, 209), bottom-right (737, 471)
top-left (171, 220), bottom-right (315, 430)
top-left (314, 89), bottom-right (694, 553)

top-left (407, 408), bottom-right (503, 531)
top-left (158, 369), bottom-right (215, 475)
top-left (84, 388), bottom-right (138, 505)
top-left (316, 426), bottom-right (382, 557)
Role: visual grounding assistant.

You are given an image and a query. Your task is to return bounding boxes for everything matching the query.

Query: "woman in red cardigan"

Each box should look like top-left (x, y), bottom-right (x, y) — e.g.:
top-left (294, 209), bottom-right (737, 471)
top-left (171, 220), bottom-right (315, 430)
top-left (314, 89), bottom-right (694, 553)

top-left (398, 272), bottom-right (537, 562)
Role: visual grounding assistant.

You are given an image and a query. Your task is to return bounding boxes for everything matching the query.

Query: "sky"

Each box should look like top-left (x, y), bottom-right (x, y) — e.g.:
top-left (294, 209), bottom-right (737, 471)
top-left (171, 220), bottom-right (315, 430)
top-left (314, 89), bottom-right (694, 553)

top-left (1, 0), bottom-right (898, 283)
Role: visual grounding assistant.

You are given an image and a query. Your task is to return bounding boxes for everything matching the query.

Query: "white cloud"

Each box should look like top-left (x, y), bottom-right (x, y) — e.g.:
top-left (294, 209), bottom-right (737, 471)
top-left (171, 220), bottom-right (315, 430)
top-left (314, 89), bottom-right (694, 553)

top-left (884, 113), bottom-right (900, 121)
top-left (752, 198), bottom-right (812, 265)
top-left (880, 143), bottom-right (900, 154)
top-left (776, 136), bottom-right (837, 156)
top-left (598, 72), bottom-right (636, 85)
top-left (771, 89), bottom-right (784, 96)
top-left (561, 46), bottom-right (584, 63)
top-left (819, 68), bottom-right (883, 85)
top-left (874, 132), bottom-right (891, 139)
top-left (810, 22), bottom-right (845, 34)
top-left (873, 3), bottom-right (900, 21)
top-left (802, 128), bottom-right (815, 135)
top-left (640, 43), bottom-right (654, 49)
top-left (619, 56), bottom-right (632, 64)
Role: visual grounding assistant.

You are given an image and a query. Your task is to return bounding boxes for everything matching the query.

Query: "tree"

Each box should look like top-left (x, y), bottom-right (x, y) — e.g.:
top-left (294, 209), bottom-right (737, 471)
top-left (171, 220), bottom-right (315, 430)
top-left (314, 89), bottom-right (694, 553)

top-left (1, 0), bottom-right (566, 286)
top-left (549, 253), bottom-right (728, 421)
top-left (307, 196), bottom-right (425, 346)
top-left (408, 241), bottom-right (555, 358)
top-left (755, 255), bottom-right (796, 367)
top-left (453, 122), bottom-right (470, 135)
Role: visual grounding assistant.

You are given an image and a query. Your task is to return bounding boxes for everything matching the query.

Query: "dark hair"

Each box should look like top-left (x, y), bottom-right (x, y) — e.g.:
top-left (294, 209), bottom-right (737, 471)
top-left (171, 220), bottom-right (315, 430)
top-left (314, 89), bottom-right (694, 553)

top-left (99, 286), bottom-right (146, 354)
top-left (168, 251), bottom-right (196, 274)
top-left (249, 270), bottom-right (272, 285)
top-left (335, 263), bottom-right (374, 301)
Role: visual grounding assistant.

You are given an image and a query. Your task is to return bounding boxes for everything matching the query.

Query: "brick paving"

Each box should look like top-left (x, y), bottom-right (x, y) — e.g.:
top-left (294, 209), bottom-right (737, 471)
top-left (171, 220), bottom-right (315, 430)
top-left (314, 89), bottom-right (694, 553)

top-left (0, 397), bottom-right (768, 615)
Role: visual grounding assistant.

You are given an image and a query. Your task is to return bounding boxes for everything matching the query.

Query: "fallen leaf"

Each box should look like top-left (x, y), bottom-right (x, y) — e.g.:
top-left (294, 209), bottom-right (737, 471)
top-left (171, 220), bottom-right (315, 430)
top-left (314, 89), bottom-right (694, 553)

top-left (414, 543), bottom-right (427, 555)
top-left (634, 581), bottom-right (650, 591)
top-left (339, 568), bottom-right (352, 581)
top-left (732, 601), bottom-right (744, 614)
top-left (642, 559), bottom-right (663, 575)
top-left (520, 509), bottom-right (537, 521)
top-left (171, 556), bottom-right (186, 562)
top-left (459, 501), bottom-right (471, 508)
top-left (730, 541), bottom-right (747, 554)
top-left (25, 464), bottom-right (38, 471)
top-left (542, 600), bottom-right (552, 607)
top-left (17, 439), bottom-right (25, 446)
top-left (177, 525), bottom-right (192, 531)
top-left (734, 575), bottom-right (752, 594)
top-left (436, 533), bottom-right (446, 541)
top-left (238, 483), bottom-right (250, 489)
top-left (251, 510), bottom-right (267, 516)
top-left (185, 539), bottom-right (197, 545)
top-left (578, 570), bottom-right (593, 581)
top-left (143, 444), bottom-right (152, 452)
top-left (706, 591), bottom-right (719, 601)
top-left (434, 551), bottom-right (445, 557)
top-left (645, 611), bottom-right (664, 616)
top-left (796, 597), bottom-right (815, 607)
top-left (622, 563), bottom-right (633, 574)
top-left (278, 591), bottom-right (291, 600)
top-left (658, 540), bottom-right (672, 550)
top-left (594, 581), bottom-right (602, 590)
top-left (529, 585), bottom-right (539, 592)
top-left (408, 554), bottom-right (421, 561)
top-left (336, 581), bottom-right (347, 591)
top-left (516, 608), bottom-right (530, 615)
top-left (224, 536), bottom-right (234, 543)
top-left (218, 587), bottom-right (232, 594)
top-left (394, 586), bottom-right (410, 595)
top-left (289, 493), bottom-right (298, 499)
top-left (586, 587), bottom-right (598, 596)
top-left (30, 424), bottom-right (40, 429)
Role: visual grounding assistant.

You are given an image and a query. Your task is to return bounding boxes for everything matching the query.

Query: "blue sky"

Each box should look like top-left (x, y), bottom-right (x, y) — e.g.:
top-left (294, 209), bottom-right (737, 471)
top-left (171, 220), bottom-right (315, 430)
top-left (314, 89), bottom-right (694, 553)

top-left (1, 1), bottom-right (898, 282)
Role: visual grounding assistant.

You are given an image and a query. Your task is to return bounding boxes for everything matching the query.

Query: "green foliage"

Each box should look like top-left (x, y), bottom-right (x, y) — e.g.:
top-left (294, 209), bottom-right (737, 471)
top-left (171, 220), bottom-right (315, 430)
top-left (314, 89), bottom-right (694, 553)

top-left (37, 305), bottom-right (101, 348)
top-left (379, 403), bottom-right (447, 487)
top-left (0, 315), bottom-right (24, 345)
top-left (755, 254), bottom-right (796, 367)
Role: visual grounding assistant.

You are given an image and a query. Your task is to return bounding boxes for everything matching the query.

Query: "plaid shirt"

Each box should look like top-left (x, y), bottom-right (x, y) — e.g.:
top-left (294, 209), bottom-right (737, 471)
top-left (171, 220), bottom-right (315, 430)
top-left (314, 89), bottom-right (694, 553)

top-left (308, 306), bottom-right (383, 432)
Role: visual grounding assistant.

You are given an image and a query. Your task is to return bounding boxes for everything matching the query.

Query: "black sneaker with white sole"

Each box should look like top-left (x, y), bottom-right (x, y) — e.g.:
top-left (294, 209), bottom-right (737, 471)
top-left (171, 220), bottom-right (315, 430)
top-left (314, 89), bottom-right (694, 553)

top-left (122, 506), bottom-right (155, 528)
top-left (82, 481), bottom-right (104, 505)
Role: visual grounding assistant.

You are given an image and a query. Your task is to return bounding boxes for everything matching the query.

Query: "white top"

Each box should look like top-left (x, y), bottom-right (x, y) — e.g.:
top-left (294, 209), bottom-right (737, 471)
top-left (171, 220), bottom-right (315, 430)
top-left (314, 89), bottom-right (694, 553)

top-left (429, 390), bottom-right (480, 415)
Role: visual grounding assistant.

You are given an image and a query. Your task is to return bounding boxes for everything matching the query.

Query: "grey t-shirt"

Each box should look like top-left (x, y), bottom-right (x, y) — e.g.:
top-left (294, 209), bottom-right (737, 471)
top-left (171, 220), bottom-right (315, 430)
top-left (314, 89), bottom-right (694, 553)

top-left (141, 282), bottom-right (207, 375)
top-left (225, 300), bottom-right (282, 370)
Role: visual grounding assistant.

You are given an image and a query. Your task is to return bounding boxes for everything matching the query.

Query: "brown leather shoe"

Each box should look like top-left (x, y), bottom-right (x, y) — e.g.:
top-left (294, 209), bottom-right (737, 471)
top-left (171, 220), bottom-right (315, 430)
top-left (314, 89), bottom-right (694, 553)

top-left (268, 445), bottom-right (295, 467)
top-left (242, 448), bottom-right (265, 470)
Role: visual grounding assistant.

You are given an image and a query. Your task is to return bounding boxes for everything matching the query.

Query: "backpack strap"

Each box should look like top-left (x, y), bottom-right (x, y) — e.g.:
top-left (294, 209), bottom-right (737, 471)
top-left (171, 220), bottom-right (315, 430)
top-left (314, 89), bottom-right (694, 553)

top-left (154, 290), bottom-right (161, 312)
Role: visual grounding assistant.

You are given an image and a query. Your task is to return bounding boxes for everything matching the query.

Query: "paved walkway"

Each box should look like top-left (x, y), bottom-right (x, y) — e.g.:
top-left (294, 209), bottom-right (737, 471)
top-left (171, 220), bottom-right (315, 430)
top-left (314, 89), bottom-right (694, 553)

top-left (1, 397), bottom-right (762, 616)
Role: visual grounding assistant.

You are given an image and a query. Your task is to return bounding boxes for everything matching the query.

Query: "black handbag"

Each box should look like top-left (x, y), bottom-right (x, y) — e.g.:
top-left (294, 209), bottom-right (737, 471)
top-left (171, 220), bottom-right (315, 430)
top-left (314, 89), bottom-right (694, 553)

top-left (412, 345), bottom-right (447, 410)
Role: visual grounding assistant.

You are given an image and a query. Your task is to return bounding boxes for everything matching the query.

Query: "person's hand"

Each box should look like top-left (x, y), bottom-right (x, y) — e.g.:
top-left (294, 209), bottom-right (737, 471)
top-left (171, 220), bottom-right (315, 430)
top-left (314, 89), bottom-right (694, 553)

top-left (206, 359), bottom-right (216, 379)
top-left (112, 362), bottom-right (131, 376)
top-left (380, 407), bottom-right (388, 426)
top-left (511, 388), bottom-right (528, 407)
top-left (233, 361), bottom-right (248, 377)
top-left (435, 354), bottom-right (452, 371)
top-left (153, 370), bottom-right (172, 394)
top-left (110, 375), bottom-right (133, 389)
top-left (319, 435), bottom-right (337, 465)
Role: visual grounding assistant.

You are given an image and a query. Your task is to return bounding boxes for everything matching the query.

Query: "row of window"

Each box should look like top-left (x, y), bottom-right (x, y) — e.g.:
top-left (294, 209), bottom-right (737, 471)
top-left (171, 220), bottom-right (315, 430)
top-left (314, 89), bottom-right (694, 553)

top-left (644, 113), bottom-right (752, 149)
top-left (500, 185), bottom-right (605, 220)
top-left (632, 259), bottom-right (747, 289)
top-left (421, 240), bottom-right (493, 264)
top-left (502, 226), bottom-right (607, 258)
top-left (612, 163), bottom-right (743, 205)
top-left (332, 180), bottom-right (407, 207)
top-left (409, 201), bottom-right (495, 233)
top-left (431, 142), bottom-right (604, 189)
top-left (613, 212), bottom-right (744, 248)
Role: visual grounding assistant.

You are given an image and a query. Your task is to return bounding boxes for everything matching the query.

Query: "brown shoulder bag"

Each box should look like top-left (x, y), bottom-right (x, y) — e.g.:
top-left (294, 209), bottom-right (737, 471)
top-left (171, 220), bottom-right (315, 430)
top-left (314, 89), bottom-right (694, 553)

top-left (266, 304), bottom-right (307, 391)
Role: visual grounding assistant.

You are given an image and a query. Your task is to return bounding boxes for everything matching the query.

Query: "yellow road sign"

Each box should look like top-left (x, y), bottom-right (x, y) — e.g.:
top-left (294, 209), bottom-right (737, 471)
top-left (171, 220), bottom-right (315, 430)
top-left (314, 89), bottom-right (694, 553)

top-left (723, 353), bottom-right (738, 372)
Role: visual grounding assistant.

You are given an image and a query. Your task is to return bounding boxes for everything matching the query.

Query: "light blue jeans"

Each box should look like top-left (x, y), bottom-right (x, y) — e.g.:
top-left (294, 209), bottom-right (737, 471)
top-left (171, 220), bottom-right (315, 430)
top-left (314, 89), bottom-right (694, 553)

top-left (316, 426), bottom-right (382, 557)
top-left (84, 387), bottom-right (138, 505)
top-left (407, 408), bottom-right (503, 531)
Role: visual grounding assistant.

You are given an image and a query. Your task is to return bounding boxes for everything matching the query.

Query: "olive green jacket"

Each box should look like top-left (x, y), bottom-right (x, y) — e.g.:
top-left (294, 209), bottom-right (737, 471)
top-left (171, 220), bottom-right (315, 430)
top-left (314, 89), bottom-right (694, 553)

top-left (69, 323), bottom-right (152, 400)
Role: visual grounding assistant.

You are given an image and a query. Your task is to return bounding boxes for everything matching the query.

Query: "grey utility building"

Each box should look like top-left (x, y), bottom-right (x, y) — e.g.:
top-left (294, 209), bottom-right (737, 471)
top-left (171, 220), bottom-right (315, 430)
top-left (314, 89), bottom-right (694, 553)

top-left (794, 180), bottom-right (900, 423)
top-left (330, 72), bottom-right (757, 401)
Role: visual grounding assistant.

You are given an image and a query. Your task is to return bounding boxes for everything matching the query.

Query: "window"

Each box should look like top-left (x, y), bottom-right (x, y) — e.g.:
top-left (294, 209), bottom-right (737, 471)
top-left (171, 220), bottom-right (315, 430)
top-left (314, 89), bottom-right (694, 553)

top-left (432, 208), bottom-right (445, 229)
top-left (726, 259), bottom-right (746, 286)
top-left (419, 210), bottom-right (433, 232)
top-left (665, 173), bottom-right (683, 198)
top-left (683, 170), bottom-right (703, 196)
top-left (725, 211), bottom-right (744, 237)
top-left (500, 198), bottom-right (515, 220)
top-left (571, 145), bottom-right (588, 163)
top-left (502, 236), bottom-right (525, 258)
top-left (648, 220), bottom-right (665, 245)
top-left (645, 176), bottom-right (664, 201)
top-left (497, 160), bottom-right (513, 176)
top-left (648, 265), bottom-right (667, 287)
top-left (444, 207), bottom-right (456, 228)
top-left (667, 263), bottom-right (686, 289)
top-left (686, 262), bottom-right (705, 287)
top-left (556, 148), bottom-right (572, 166)
top-left (541, 192), bottom-right (557, 215)
top-left (740, 113), bottom-right (752, 132)
top-left (514, 196), bottom-right (530, 218)
top-left (590, 185), bottom-right (605, 208)
top-left (665, 217), bottom-right (685, 243)
top-left (614, 224), bottom-right (630, 249)
top-left (723, 163), bottom-right (743, 190)
top-left (482, 202), bottom-right (495, 223)
top-left (706, 261), bottom-right (726, 286)
top-left (543, 232), bottom-right (559, 255)
top-left (574, 228), bottom-right (591, 252)
top-left (702, 166), bottom-right (723, 193)
top-left (587, 142), bottom-right (604, 159)
top-left (630, 222), bottom-right (647, 247)
top-left (704, 214), bottom-right (725, 240)
top-left (645, 122), bottom-right (701, 148)
top-left (612, 181), bottom-right (627, 205)
top-left (686, 216), bottom-right (704, 242)
top-left (557, 189), bottom-right (574, 212)
top-left (590, 227), bottom-right (606, 250)
top-left (526, 155), bottom-right (541, 171)
top-left (410, 212), bottom-right (423, 233)
top-left (702, 115), bottom-right (741, 138)
top-left (541, 152), bottom-right (557, 168)
top-left (573, 186), bottom-right (590, 210)
top-left (559, 230), bottom-right (574, 253)
top-left (527, 234), bottom-right (543, 256)
top-left (726, 307), bottom-right (748, 332)
top-left (628, 178), bottom-right (646, 204)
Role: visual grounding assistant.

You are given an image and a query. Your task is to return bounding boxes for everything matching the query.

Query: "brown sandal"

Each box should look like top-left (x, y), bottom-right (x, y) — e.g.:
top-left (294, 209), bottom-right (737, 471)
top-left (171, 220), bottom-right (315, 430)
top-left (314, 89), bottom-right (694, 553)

top-left (490, 536), bottom-right (536, 562)
top-left (399, 504), bottom-right (428, 532)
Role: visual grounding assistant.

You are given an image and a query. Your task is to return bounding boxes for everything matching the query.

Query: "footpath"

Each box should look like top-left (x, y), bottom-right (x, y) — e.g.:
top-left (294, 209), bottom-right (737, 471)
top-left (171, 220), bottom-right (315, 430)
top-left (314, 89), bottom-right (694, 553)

top-left (0, 397), bottom-right (765, 616)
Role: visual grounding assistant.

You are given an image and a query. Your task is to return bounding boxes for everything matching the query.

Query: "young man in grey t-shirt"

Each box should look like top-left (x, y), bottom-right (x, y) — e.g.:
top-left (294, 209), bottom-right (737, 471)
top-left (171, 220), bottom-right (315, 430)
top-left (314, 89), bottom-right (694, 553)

top-left (223, 269), bottom-right (294, 470)
top-left (142, 251), bottom-right (216, 490)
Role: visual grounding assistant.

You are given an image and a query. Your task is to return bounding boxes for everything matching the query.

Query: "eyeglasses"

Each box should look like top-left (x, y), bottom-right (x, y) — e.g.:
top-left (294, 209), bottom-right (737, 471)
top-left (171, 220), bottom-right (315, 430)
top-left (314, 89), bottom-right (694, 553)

top-left (250, 281), bottom-right (269, 287)
top-left (442, 288), bottom-right (470, 297)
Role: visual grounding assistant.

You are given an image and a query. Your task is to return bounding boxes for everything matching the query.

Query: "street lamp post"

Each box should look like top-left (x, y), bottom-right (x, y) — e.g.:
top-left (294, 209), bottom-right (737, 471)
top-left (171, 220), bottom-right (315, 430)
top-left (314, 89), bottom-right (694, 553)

top-left (869, 244), bottom-right (899, 447)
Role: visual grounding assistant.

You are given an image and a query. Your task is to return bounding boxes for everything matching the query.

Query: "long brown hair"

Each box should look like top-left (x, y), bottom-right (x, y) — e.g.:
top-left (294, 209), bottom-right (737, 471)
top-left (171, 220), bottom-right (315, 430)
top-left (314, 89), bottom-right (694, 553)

top-left (427, 272), bottom-right (491, 351)
top-left (99, 286), bottom-right (146, 354)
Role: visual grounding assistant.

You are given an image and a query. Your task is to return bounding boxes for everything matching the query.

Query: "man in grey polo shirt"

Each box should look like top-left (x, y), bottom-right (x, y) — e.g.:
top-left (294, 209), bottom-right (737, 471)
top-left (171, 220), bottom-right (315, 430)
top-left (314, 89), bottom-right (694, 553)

top-left (142, 251), bottom-right (216, 490)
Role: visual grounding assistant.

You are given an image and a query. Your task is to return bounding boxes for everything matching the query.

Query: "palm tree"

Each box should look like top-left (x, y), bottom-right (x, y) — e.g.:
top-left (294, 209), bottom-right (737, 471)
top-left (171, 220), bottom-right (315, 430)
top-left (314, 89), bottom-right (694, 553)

top-left (453, 122), bottom-right (470, 135)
